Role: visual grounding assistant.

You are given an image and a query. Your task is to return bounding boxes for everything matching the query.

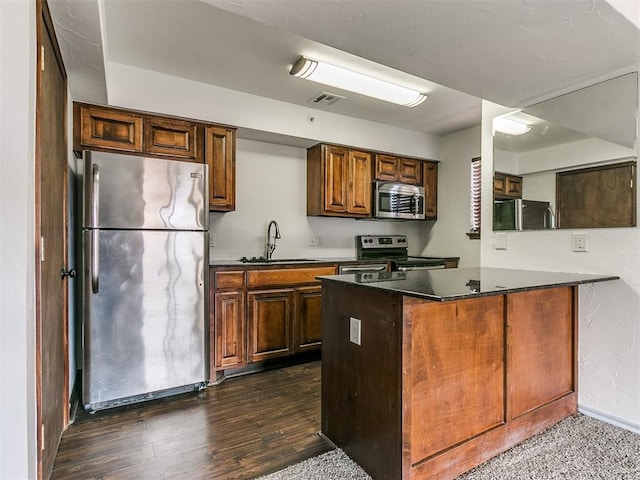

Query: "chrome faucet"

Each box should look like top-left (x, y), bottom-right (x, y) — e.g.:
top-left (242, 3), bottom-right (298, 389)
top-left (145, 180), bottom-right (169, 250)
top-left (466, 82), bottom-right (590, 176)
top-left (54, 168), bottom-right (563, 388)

top-left (265, 220), bottom-right (281, 260)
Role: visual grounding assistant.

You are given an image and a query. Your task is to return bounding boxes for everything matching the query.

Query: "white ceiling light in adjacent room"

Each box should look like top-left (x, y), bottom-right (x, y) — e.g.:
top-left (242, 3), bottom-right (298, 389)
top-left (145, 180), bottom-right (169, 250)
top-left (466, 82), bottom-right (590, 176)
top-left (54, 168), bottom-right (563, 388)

top-left (494, 116), bottom-right (532, 136)
top-left (290, 56), bottom-right (427, 107)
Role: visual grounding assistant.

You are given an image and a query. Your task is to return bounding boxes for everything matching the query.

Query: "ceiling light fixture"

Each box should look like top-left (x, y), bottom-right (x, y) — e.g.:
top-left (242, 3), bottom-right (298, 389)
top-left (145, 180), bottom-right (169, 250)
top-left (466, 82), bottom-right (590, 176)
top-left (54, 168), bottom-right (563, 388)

top-left (494, 116), bottom-right (532, 136)
top-left (290, 56), bottom-right (427, 108)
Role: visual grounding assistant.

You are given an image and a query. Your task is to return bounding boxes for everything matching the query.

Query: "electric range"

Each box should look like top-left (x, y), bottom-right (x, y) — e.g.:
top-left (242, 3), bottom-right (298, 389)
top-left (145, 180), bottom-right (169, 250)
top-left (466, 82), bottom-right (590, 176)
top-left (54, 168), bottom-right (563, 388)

top-left (356, 235), bottom-right (457, 271)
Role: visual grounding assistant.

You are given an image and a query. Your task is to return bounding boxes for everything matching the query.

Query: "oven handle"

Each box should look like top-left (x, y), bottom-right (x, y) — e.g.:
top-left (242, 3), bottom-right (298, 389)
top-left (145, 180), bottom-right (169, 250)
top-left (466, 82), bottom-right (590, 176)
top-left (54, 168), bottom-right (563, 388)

top-left (397, 264), bottom-right (446, 271)
top-left (339, 264), bottom-right (388, 274)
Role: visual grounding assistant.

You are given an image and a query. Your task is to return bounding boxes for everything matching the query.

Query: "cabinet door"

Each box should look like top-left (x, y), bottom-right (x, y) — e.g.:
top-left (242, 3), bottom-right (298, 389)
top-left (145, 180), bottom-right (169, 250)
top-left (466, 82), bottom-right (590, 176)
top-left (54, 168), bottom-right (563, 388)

top-left (399, 158), bottom-right (422, 185)
top-left (348, 149), bottom-right (372, 216)
top-left (247, 289), bottom-right (294, 362)
top-left (294, 286), bottom-right (323, 353)
top-left (143, 116), bottom-right (202, 161)
top-left (374, 154), bottom-right (399, 181)
top-left (323, 146), bottom-right (350, 213)
top-left (78, 104), bottom-right (143, 152)
top-left (213, 291), bottom-right (245, 370)
top-left (206, 126), bottom-right (236, 212)
top-left (507, 287), bottom-right (574, 419)
top-left (504, 175), bottom-right (522, 198)
top-left (424, 161), bottom-right (438, 218)
top-left (493, 173), bottom-right (507, 197)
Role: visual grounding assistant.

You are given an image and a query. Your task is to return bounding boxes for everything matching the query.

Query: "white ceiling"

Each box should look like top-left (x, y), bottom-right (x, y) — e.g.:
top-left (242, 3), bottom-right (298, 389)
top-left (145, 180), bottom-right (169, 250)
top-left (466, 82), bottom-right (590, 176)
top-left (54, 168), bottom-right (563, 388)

top-left (49, 0), bottom-right (639, 138)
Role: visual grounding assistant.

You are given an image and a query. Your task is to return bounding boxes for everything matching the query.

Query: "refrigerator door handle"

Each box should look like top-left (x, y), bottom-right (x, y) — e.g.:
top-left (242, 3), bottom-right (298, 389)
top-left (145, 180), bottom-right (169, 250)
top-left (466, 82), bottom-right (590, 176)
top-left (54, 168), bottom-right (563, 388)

top-left (92, 163), bottom-right (100, 227)
top-left (91, 229), bottom-right (99, 294)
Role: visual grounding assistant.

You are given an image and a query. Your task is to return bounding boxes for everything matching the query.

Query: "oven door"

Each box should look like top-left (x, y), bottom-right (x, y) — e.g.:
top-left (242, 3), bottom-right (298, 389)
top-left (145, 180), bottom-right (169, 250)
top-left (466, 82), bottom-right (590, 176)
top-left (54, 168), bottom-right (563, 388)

top-left (339, 263), bottom-right (388, 274)
top-left (374, 182), bottom-right (425, 220)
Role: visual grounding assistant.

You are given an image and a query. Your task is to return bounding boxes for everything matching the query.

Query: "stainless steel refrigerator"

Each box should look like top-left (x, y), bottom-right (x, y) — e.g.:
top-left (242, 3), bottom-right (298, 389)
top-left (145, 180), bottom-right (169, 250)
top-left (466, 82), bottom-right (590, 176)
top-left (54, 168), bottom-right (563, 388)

top-left (493, 198), bottom-right (553, 230)
top-left (80, 151), bottom-right (209, 411)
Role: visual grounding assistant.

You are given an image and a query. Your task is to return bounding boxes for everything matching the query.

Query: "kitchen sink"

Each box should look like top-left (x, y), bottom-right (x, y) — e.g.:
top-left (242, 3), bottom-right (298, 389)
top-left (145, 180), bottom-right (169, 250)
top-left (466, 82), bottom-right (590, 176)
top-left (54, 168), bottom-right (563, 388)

top-left (240, 256), bottom-right (319, 264)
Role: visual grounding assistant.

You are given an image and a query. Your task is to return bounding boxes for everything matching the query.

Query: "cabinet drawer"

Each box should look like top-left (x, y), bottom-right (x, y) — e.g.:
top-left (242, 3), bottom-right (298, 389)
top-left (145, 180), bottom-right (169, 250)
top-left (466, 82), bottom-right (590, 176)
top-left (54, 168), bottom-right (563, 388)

top-left (247, 266), bottom-right (337, 288)
top-left (215, 270), bottom-right (245, 289)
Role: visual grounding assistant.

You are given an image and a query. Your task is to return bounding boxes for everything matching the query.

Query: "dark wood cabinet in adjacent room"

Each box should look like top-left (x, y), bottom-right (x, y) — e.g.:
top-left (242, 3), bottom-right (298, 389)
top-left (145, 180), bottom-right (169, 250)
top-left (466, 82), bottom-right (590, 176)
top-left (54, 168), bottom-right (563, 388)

top-left (556, 161), bottom-right (636, 229)
top-left (493, 172), bottom-right (522, 199)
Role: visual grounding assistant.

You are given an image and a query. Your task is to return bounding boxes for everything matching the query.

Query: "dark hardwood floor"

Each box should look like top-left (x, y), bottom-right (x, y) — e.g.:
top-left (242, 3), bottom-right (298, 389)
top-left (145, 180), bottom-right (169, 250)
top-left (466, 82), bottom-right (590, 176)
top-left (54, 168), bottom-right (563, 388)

top-left (51, 361), bottom-right (332, 479)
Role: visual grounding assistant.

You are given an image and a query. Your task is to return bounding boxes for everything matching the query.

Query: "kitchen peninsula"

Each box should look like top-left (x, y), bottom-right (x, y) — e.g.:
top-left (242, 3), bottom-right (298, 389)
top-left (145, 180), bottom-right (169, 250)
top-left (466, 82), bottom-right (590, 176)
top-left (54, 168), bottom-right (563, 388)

top-left (319, 268), bottom-right (618, 480)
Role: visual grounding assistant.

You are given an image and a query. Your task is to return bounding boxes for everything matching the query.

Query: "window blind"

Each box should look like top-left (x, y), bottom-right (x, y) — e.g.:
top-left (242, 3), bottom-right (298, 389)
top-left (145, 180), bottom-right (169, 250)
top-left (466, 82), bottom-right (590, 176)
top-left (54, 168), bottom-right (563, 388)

top-left (470, 157), bottom-right (481, 233)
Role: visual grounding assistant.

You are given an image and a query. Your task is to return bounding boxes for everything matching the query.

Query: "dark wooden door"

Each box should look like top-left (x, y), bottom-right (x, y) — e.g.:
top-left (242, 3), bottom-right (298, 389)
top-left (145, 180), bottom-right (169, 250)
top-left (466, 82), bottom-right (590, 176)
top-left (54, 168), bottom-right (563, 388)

top-left (424, 161), bottom-right (438, 218)
top-left (36, 1), bottom-right (68, 478)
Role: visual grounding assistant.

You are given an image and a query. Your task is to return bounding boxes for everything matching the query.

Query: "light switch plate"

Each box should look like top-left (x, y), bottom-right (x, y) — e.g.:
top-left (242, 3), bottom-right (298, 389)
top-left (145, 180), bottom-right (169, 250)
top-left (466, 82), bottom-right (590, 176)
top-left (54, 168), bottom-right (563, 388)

top-left (495, 233), bottom-right (507, 250)
top-left (209, 233), bottom-right (216, 247)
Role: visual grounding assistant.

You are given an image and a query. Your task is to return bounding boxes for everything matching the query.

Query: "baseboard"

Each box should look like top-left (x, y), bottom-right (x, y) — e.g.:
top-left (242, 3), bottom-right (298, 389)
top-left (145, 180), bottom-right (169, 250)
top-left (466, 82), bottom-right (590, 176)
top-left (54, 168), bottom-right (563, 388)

top-left (578, 404), bottom-right (640, 434)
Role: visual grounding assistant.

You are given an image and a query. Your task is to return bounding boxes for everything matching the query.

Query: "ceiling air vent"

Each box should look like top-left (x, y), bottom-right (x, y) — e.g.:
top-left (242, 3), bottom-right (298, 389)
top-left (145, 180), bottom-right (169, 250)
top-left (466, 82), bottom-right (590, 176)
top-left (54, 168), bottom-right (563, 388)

top-left (309, 92), bottom-right (345, 106)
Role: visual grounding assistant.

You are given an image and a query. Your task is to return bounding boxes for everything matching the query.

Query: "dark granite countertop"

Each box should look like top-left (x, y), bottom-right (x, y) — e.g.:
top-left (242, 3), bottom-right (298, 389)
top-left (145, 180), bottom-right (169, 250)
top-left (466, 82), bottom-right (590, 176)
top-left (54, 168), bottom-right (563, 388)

top-left (318, 267), bottom-right (619, 302)
top-left (209, 257), bottom-right (379, 267)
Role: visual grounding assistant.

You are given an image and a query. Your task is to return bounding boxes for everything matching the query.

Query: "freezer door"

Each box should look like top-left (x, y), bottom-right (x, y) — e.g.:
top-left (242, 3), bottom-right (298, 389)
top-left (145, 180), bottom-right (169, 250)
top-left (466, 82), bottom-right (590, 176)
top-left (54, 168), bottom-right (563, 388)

top-left (83, 151), bottom-right (208, 230)
top-left (83, 229), bottom-right (207, 407)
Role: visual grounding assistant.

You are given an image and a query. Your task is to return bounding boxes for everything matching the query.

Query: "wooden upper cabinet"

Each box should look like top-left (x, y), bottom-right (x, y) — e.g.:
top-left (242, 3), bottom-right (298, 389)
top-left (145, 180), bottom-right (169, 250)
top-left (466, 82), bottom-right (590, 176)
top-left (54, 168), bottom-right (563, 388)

top-left (143, 116), bottom-right (203, 162)
top-left (348, 149), bottom-right (373, 215)
top-left (76, 103), bottom-right (143, 152)
top-left (374, 154), bottom-right (422, 185)
top-left (206, 126), bottom-right (236, 212)
top-left (494, 172), bottom-right (522, 199)
top-left (307, 144), bottom-right (372, 218)
top-left (424, 161), bottom-right (438, 219)
top-left (75, 102), bottom-right (237, 213)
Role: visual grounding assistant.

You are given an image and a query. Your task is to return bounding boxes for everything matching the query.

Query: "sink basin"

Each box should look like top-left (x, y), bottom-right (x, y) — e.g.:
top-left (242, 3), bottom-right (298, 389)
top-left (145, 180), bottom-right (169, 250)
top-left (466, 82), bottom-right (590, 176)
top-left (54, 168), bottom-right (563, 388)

top-left (240, 256), bottom-right (318, 264)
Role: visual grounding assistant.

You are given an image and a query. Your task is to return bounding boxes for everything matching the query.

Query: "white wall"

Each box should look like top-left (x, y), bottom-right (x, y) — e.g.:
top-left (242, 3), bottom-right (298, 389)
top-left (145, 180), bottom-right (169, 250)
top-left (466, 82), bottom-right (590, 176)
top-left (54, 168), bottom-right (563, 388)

top-left (210, 139), bottom-right (429, 260)
top-left (104, 62), bottom-right (452, 260)
top-left (106, 62), bottom-right (442, 161)
top-left (420, 125), bottom-right (481, 267)
top-left (0, 0), bottom-right (37, 478)
top-left (481, 92), bottom-right (640, 432)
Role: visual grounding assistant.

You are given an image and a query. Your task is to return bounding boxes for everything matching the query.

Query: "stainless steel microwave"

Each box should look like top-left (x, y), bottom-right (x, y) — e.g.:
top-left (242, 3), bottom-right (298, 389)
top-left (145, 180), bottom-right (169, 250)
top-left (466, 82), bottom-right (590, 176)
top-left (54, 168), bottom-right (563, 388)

top-left (373, 182), bottom-right (425, 220)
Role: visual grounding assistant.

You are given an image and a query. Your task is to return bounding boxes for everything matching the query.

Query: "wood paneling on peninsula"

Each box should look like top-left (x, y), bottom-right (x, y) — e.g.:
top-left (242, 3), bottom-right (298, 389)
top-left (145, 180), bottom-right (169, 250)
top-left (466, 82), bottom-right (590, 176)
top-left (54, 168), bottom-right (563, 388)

top-left (320, 270), bottom-right (593, 479)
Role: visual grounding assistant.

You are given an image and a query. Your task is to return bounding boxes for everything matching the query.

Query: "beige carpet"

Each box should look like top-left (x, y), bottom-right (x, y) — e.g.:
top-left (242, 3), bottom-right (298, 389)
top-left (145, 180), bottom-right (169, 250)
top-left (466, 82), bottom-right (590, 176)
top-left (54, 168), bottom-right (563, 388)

top-left (257, 414), bottom-right (640, 479)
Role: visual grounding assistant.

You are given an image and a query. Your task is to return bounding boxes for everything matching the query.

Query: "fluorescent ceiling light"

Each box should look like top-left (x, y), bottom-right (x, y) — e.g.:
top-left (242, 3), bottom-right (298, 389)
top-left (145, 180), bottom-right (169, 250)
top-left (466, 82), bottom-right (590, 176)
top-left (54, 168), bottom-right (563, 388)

top-left (494, 117), bottom-right (532, 136)
top-left (290, 56), bottom-right (427, 108)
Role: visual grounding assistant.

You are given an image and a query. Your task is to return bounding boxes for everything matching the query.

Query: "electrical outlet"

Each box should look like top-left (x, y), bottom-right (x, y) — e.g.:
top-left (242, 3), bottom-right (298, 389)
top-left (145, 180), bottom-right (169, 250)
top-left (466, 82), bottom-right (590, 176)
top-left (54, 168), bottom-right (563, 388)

top-left (209, 233), bottom-right (216, 247)
top-left (310, 235), bottom-right (322, 247)
top-left (572, 233), bottom-right (588, 252)
top-left (349, 317), bottom-right (362, 345)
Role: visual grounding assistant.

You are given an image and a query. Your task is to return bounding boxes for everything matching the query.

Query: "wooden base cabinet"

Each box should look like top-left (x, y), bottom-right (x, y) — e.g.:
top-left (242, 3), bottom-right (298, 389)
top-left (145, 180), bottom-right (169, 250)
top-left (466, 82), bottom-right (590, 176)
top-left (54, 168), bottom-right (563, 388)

top-left (321, 283), bottom-right (577, 480)
top-left (210, 265), bottom-right (336, 382)
top-left (248, 289), bottom-right (294, 362)
top-left (294, 286), bottom-right (323, 353)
